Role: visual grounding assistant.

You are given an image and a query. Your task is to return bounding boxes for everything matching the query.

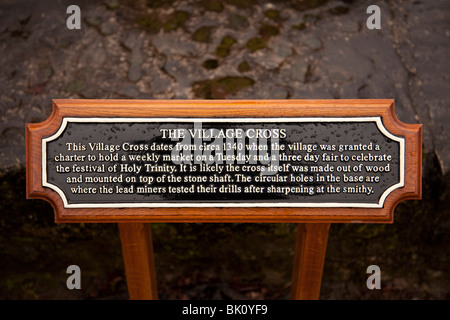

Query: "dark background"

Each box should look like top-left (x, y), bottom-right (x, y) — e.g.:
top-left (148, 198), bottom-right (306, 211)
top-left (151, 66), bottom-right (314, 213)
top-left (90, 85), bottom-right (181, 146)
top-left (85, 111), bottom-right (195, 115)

top-left (0, 0), bottom-right (448, 300)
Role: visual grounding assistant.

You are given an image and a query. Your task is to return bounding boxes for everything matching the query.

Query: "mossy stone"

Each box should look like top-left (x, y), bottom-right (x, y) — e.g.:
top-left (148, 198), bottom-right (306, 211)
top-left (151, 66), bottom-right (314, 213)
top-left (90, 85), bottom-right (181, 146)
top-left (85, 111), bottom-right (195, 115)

top-left (86, 15), bottom-right (103, 27)
top-left (192, 26), bottom-right (212, 43)
top-left (164, 11), bottom-right (190, 31)
top-left (246, 37), bottom-right (266, 52)
top-left (292, 22), bottom-right (306, 30)
top-left (259, 24), bottom-right (279, 40)
top-left (215, 36), bottom-right (236, 57)
top-left (264, 9), bottom-right (281, 21)
top-left (238, 61), bottom-right (251, 73)
top-left (137, 14), bottom-right (160, 33)
top-left (146, 0), bottom-right (175, 9)
top-left (104, 0), bottom-right (120, 10)
top-left (224, 0), bottom-right (256, 9)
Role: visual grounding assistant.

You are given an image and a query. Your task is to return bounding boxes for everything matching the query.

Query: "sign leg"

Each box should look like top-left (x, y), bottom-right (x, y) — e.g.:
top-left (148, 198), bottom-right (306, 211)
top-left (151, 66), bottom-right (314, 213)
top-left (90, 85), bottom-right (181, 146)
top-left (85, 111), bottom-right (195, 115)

top-left (118, 223), bottom-right (158, 300)
top-left (290, 223), bottom-right (330, 300)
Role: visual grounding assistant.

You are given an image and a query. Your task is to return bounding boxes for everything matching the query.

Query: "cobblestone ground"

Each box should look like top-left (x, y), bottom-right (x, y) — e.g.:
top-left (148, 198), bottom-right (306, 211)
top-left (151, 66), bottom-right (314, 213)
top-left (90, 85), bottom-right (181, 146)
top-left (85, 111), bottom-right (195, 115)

top-left (0, 0), bottom-right (448, 299)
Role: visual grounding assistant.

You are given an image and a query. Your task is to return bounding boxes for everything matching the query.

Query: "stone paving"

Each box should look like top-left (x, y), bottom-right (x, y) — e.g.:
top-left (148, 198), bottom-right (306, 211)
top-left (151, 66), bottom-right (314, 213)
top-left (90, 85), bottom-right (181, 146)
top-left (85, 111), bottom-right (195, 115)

top-left (0, 0), bottom-right (449, 174)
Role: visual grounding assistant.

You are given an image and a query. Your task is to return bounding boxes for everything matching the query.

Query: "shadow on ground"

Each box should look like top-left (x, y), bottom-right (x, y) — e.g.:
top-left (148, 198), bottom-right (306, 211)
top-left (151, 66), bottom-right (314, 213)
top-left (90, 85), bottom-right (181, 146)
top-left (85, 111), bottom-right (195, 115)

top-left (1, 152), bottom-right (448, 299)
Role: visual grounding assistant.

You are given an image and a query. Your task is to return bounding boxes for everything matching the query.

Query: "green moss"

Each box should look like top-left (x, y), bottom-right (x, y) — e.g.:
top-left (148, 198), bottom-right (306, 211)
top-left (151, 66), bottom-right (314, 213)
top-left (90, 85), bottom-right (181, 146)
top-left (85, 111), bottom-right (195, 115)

top-left (199, 0), bottom-right (224, 12)
top-left (246, 37), bottom-right (266, 52)
top-left (224, 0), bottom-right (256, 9)
top-left (264, 9), bottom-right (281, 21)
top-left (292, 22), bottom-right (306, 30)
top-left (259, 24), bottom-right (279, 40)
top-left (215, 36), bottom-right (236, 57)
top-left (238, 61), bottom-right (251, 73)
top-left (164, 11), bottom-right (190, 31)
top-left (146, 0), bottom-right (175, 9)
top-left (192, 26), bottom-right (212, 43)
top-left (203, 59), bottom-right (219, 70)
top-left (137, 14), bottom-right (161, 32)
top-left (193, 76), bottom-right (255, 99)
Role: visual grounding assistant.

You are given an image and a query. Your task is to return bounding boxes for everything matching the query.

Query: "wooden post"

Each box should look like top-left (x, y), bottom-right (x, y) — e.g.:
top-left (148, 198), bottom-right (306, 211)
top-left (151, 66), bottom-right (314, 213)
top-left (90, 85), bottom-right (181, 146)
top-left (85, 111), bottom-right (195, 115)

top-left (118, 223), bottom-right (158, 300)
top-left (25, 99), bottom-right (422, 300)
top-left (290, 223), bottom-right (330, 300)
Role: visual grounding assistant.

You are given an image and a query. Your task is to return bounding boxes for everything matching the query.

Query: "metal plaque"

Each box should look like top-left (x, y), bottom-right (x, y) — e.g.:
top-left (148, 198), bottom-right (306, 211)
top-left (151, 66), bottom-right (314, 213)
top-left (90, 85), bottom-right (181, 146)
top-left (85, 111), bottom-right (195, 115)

top-left (43, 117), bottom-right (404, 208)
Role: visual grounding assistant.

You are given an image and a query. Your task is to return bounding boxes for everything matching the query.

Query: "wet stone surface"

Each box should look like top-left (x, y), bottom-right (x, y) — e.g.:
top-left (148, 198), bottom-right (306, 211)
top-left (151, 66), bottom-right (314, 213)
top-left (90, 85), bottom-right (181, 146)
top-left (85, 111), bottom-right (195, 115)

top-left (0, 0), bottom-right (449, 171)
top-left (0, 0), bottom-right (449, 300)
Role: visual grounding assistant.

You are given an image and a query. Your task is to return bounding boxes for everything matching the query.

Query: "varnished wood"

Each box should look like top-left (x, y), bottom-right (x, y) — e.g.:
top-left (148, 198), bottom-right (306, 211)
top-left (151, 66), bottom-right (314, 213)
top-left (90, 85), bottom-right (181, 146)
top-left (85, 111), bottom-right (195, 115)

top-left (118, 223), bottom-right (158, 300)
top-left (26, 99), bottom-right (422, 223)
top-left (290, 223), bottom-right (330, 300)
top-left (25, 99), bottom-right (422, 300)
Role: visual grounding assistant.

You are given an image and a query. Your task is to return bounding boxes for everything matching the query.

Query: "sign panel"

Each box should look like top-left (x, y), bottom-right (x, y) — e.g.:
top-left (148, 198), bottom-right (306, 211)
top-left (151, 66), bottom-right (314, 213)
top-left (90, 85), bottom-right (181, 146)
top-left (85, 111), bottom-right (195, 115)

top-left (43, 118), bottom-right (403, 208)
top-left (26, 100), bottom-right (421, 223)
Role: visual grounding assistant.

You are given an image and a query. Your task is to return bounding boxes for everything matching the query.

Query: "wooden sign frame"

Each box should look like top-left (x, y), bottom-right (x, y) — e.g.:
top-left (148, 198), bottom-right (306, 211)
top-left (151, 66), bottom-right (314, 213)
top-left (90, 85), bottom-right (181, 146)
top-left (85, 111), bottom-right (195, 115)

top-left (26, 99), bottom-right (422, 300)
top-left (27, 99), bottom-right (421, 224)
